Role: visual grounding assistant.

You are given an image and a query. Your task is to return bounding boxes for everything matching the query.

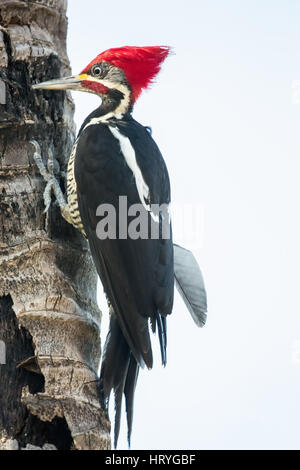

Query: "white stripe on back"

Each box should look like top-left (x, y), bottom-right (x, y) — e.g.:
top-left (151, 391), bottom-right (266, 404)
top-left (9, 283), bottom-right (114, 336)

top-left (109, 126), bottom-right (159, 222)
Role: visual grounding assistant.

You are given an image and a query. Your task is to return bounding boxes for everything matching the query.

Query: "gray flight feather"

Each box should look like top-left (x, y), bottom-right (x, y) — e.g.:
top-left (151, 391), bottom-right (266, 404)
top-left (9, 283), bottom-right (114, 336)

top-left (173, 244), bottom-right (207, 327)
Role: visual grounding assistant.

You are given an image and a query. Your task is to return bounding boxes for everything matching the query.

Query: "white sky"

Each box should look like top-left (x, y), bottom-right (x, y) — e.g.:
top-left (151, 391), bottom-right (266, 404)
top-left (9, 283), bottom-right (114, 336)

top-left (66, 0), bottom-right (300, 450)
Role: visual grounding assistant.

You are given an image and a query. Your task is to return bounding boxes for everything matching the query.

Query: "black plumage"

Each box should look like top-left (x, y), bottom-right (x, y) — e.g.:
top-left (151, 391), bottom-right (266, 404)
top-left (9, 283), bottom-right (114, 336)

top-left (74, 110), bottom-right (174, 446)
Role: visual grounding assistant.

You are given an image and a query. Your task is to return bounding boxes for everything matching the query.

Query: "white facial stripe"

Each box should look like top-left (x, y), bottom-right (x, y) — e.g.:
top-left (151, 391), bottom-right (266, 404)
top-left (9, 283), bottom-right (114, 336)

top-left (109, 126), bottom-right (159, 222)
top-left (83, 113), bottom-right (121, 127)
top-left (83, 76), bottom-right (131, 117)
top-left (83, 76), bottom-right (128, 95)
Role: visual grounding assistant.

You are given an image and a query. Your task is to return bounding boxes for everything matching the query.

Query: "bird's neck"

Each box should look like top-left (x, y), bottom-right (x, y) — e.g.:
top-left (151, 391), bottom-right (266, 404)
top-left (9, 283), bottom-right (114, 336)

top-left (78, 88), bottom-right (133, 135)
top-left (100, 85), bottom-right (132, 119)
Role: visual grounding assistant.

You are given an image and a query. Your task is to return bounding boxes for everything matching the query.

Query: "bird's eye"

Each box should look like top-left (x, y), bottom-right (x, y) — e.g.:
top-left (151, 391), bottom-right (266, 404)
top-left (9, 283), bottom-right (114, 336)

top-left (92, 65), bottom-right (102, 77)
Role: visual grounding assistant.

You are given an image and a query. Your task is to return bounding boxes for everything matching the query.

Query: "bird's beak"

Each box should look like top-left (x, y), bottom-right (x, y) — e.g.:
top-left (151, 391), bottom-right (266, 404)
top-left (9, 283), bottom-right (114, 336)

top-left (32, 74), bottom-right (87, 91)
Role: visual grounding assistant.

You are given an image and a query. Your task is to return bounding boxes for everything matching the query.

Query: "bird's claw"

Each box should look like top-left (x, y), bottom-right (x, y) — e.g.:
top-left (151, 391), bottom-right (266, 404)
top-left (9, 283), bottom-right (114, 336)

top-left (43, 178), bottom-right (55, 213)
top-left (30, 140), bottom-right (57, 213)
top-left (47, 147), bottom-right (54, 175)
top-left (30, 140), bottom-right (70, 220)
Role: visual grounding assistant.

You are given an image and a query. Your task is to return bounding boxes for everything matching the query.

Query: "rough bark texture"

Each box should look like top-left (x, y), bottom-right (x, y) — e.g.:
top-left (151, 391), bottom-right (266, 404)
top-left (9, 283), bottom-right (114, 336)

top-left (0, 0), bottom-right (110, 450)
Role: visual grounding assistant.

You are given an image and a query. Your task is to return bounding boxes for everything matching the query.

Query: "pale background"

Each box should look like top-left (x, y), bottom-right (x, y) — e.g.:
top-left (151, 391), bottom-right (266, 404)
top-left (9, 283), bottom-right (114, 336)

top-left (66, 0), bottom-right (300, 449)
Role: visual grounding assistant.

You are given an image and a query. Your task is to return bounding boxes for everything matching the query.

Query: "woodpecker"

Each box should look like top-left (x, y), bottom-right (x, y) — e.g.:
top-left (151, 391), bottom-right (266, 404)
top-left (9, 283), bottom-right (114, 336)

top-left (32, 46), bottom-right (207, 448)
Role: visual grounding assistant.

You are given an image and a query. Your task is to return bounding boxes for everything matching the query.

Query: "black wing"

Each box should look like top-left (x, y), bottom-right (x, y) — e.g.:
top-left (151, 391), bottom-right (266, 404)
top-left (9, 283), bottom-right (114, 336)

top-left (75, 118), bottom-right (174, 368)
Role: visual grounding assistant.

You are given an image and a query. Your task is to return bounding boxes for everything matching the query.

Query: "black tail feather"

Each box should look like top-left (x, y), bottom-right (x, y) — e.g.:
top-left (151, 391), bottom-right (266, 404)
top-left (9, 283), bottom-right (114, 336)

top-left (156, 313), bottom-right (167, 366)
top-left (113, 378), bottom-right (126, 449)
top-left (124, 355), bottom-right (139, 447)
top-left (99, 309), bottom-right (167, 447)
top-left (99, 309), bottom-right (139, 449)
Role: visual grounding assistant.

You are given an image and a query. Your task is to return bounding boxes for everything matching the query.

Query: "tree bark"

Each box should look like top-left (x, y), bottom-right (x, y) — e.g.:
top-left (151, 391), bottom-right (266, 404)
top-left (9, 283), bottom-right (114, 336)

top-left (0, 0), bottom-right (110, 450)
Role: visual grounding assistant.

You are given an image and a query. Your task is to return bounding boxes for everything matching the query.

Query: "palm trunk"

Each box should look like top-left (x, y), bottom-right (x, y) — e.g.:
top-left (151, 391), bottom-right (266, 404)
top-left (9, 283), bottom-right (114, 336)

top-left (0, 0), bottom-right (110, 450)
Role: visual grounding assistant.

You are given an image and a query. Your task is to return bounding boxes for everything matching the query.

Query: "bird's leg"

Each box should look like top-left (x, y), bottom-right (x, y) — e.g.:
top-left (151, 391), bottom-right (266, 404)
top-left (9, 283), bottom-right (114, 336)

top-left (30, 140), bottom-right (73, 225)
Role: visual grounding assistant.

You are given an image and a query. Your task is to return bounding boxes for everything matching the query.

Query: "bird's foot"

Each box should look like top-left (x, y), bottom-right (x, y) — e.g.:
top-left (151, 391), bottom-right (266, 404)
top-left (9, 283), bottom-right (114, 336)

top-left (30, 140), bottom-right (72, 225)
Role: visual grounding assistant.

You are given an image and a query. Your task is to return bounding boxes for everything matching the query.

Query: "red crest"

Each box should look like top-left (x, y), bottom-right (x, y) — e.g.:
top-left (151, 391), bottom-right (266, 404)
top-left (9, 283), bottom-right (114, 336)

top-left (81, 46), bottom-right (171, 102)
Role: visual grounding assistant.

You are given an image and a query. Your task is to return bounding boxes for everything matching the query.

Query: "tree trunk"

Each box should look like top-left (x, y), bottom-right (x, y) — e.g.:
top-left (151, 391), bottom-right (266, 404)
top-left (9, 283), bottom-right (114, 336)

top-left (0, 0), bottom-right (110, 450)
